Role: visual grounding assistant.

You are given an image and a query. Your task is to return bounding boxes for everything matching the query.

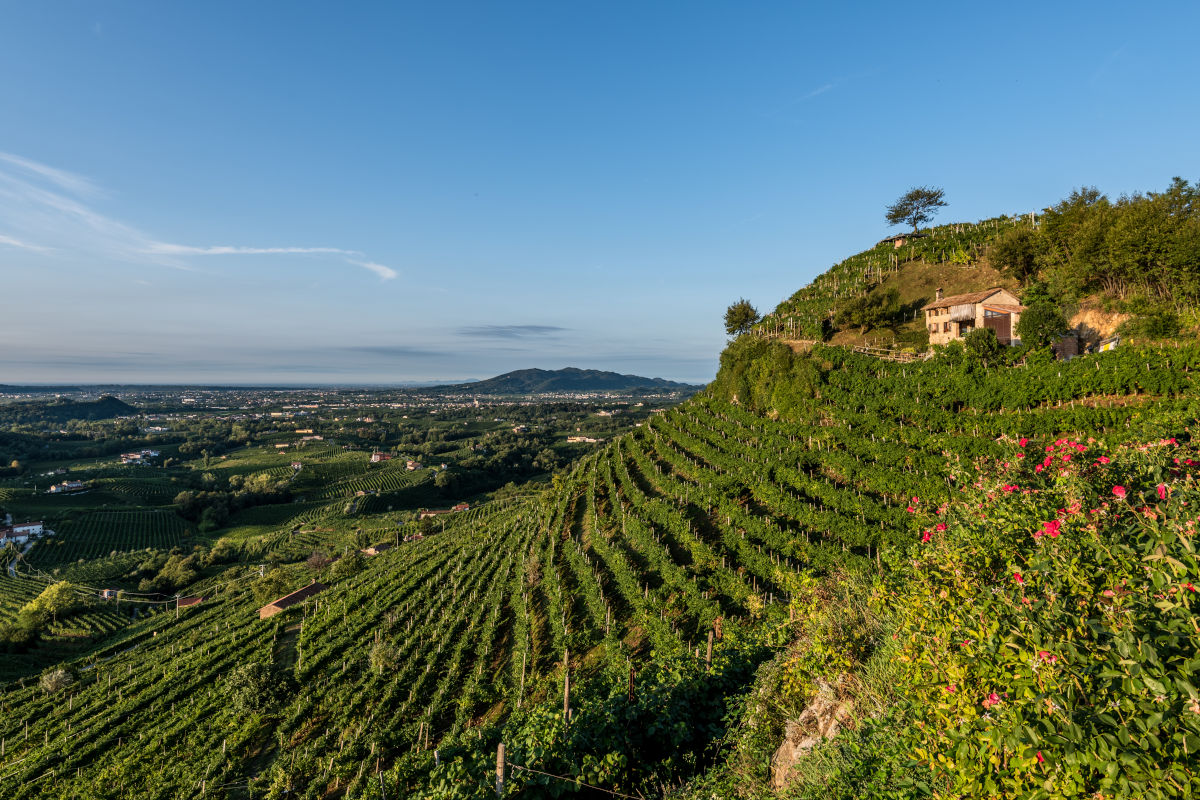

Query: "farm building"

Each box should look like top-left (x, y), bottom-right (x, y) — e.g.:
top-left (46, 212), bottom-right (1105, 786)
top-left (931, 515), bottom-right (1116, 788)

top-left (405, 460), bottom-right (423, 471)
top-left (418, 503), bottom-right (469, 520)
top-left (177, 596), bottom-right (204, 609)
top-left (361, 542), bottom-right (394, 556)
top-left (258, 581), bottom-right (327, 620)
top-left (291, 461), bottom-right (303, 470)
top-left (48, 480), bottom-right (86, 494)
top-left (370, 452), bottom-right (393, 463)
top-left (878, 232), bottom-right (927, 249)
top-left (922, 287), bottom-right (1025, 346)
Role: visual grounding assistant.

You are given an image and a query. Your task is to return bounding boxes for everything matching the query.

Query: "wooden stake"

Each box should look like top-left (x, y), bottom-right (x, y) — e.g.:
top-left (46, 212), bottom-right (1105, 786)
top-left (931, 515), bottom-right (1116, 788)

top-left (495, 742), bottom-right (506, 797)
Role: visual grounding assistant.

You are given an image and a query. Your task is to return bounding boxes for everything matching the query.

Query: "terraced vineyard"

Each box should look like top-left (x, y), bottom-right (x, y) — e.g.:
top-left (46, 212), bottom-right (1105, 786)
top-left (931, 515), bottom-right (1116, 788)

top-left (1, 338), bottom-right (1196, 799)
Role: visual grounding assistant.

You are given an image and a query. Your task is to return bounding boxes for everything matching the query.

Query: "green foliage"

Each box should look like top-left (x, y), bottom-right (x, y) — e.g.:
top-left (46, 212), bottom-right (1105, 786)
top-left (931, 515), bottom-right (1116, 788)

top-left (1121, 309), bottom-right (1182, 340)
top-left (962, 327), bottom-right (1002, 364)
top-left (879, 438), bottom-right (1200, 798)
top-left (1040, 178), bottom-right (1200, 304)
top-left (224, 661), bottom-right (292, 715)
top-left (20, 581), bottom-right (81, 624)
top-left (885, 186), bottom-right (947, 232)
top-left (725, 298), bottom-right (761, 336)
top-left (1016, 301), bottom-right (1069, 348)
top-left (331, 548), bottom-right (365, 580)
top-left (988, 225), bottom-right (1040, 283)
top-left (835, 287), bottom-right (903, 334)
top-left (251, 567), bottom-right (293, 605)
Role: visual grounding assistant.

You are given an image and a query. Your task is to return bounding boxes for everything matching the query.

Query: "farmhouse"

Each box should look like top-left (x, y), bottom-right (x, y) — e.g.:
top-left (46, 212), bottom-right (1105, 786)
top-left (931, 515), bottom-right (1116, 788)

top-left (370, 452), bottom-right (393, 463)
top-left (0, 521), bottom-right (44, 544)
top-left (405, 460), bottom-right (422, 471)
top-left (922, 287), bottom-right (1025, 346)
top-left (258, 581), bottom-right (327, 619)
top-left (48, 480), bottom-right (86, 494)
top-left (567, 435), bottom-right (604, 444)
top-left (361, 542), bottom-right (394, 556)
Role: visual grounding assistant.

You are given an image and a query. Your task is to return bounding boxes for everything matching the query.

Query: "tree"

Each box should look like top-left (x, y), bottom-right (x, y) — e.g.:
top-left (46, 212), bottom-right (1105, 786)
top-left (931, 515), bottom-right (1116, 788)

top-left (251, 568), bottom-right (292, 606)
top-left (885, 186), bottom-right (947, 232)
top-left (331, 549), bottom-right (365, 580)
top-left (724, 299), bottom-right (760, 336)
top-left (988, 227), bottom-right (1040, 284)
top-left (963, 328), bottom-right (1003, 364)
top-left (1016, 302), bottom-right (1068, 348)
top-left (836, 287), bottom-right (902, 334)
top-left (21, 581), bottom-right (80, 624)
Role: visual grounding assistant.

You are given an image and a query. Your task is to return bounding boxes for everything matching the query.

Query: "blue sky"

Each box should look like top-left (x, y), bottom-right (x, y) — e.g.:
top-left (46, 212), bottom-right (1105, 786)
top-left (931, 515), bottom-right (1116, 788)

top-left (1, 1), bottom-right (1197, 384)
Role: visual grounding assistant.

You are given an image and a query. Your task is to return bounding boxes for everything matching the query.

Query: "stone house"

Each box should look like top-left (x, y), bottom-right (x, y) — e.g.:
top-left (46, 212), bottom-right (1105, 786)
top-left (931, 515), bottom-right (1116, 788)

top-left (922, 287), bottom-right (1024, 346)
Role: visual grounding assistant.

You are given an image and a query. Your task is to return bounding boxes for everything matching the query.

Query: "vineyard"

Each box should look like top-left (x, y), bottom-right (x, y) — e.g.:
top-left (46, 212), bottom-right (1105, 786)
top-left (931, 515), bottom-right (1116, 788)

top-left (0, 336), bottom-right (1195, 798)
top-left (754, 216), bottom-right (1031, 340)
top-left (25, 511), bottom-right (190, 567)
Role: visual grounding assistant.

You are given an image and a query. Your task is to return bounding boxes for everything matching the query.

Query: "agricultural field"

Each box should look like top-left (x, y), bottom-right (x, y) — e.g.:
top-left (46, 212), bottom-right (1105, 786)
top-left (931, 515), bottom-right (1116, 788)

top-left (25, 511), bottom-right (190, 567)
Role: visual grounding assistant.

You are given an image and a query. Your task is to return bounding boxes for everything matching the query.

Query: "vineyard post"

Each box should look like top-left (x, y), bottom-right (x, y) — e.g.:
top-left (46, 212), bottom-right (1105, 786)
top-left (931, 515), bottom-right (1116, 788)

top-left (495, 742), bottom-right (506, 797)
top-left (563, 647), bottom-right (570, 720)
top-left (518, 652), bottom-right (526, 708)
top-left (706, 629), bottom-right (714, 669)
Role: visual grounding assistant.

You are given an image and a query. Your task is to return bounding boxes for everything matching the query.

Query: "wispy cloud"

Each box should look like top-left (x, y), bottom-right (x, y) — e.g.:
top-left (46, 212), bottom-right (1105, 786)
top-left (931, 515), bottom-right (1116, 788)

top-left (0, 233), bottom-right (50, 252)
top-left (801, 83), bottom-right (834, 100)
top-left (0, 151), bottom-right (100, 196)
top-left (456, 324), bottom-right (568, 339)
top-left (0, 151), bottom-right (398, 280)
top-left (347, 259), bottom-right (399, 280)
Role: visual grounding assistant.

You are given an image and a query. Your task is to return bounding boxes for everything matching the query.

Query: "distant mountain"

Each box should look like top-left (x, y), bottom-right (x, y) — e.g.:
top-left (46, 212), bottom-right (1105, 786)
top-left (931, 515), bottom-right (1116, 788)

top-left (433, 368), bottom-right (701, 395)
top-left (0, 395), bottom-right (138, 423)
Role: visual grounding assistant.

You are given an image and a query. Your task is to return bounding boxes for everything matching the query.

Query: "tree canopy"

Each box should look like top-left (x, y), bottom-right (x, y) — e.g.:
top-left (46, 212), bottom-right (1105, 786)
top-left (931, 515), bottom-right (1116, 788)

top-left (1016, 301), bottom-right (1069, 348)
top-left (724, 299), bottom-right (761, 336)
top-left (885, 186), bottom-right (947, 232)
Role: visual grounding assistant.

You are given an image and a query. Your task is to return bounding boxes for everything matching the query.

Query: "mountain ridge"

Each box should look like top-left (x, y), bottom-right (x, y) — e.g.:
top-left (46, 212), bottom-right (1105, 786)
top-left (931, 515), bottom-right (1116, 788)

top-left (429, 367), bottom-right (701, 394)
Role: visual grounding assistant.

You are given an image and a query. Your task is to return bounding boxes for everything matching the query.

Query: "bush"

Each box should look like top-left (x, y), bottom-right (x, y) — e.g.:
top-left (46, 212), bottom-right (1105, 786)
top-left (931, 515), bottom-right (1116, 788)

top-left (40, 667), bottom-right (76, 694)
top-left (1120, 310), bottom-right (1182, 340)
top-left (225, 661), bottom-right (293, 715)
top-left (1015, 301), bottom-right (1068, 348)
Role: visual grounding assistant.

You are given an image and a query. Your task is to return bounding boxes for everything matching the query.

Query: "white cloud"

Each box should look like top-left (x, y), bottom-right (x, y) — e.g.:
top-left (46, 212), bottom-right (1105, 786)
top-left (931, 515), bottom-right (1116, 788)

top-left (348, 259), bottom-right (399, 280)
top-left (0, 152), bottom-right (397, 280)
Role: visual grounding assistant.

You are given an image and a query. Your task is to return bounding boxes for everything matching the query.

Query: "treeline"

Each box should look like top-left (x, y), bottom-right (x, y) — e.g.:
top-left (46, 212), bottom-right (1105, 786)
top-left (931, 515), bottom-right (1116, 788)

top-left (173, 471), bottom-right (293, 532)
top-left (991, 177), bottom-right (1200, 307)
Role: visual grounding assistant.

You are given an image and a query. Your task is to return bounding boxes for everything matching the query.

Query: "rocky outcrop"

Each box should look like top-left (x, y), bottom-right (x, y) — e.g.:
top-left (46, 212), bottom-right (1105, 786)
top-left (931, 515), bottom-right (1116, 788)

top-left (769, 685), bottom-right (855, 790)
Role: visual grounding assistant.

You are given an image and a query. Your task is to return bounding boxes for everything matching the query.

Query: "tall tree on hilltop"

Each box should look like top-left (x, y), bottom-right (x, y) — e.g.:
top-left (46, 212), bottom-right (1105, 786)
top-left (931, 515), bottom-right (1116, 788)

top-left (886, 186), bottom-right (947, 233)
top-left (724, 299), bottom-right (761, 336)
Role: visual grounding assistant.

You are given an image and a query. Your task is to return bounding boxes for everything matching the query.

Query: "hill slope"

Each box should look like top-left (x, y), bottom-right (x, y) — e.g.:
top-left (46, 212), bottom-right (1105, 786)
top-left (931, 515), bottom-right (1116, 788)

top-left (434, 367), bottom-right (699, 394)
top-left (4, 195), bottom-right (1199, 799)
top-left (0, 395), bottom-right (137, 424)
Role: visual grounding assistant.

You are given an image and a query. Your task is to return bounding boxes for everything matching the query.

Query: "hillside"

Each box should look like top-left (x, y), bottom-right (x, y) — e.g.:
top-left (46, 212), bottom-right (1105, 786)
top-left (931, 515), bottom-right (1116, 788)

top-left (0, 395), bottom-right (137, 424)
top-left (434, 367), bottom-right (700, 394)
top-left (759, 179), bottom-right (1199, 350)
top-left (2, 193), bottom-right (1198, 799)
top-left (2, 340), bottom-right (1197, 799)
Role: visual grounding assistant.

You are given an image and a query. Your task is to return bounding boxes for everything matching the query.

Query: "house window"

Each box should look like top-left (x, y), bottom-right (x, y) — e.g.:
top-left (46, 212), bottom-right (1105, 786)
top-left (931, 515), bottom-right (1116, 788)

top-left (942, 322), bottom-right (950, 333)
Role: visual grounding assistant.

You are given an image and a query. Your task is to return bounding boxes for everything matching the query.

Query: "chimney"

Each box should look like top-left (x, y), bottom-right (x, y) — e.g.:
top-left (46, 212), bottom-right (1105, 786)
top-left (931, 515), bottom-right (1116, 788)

top-left (935, 287), bottom-right (943, 301)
